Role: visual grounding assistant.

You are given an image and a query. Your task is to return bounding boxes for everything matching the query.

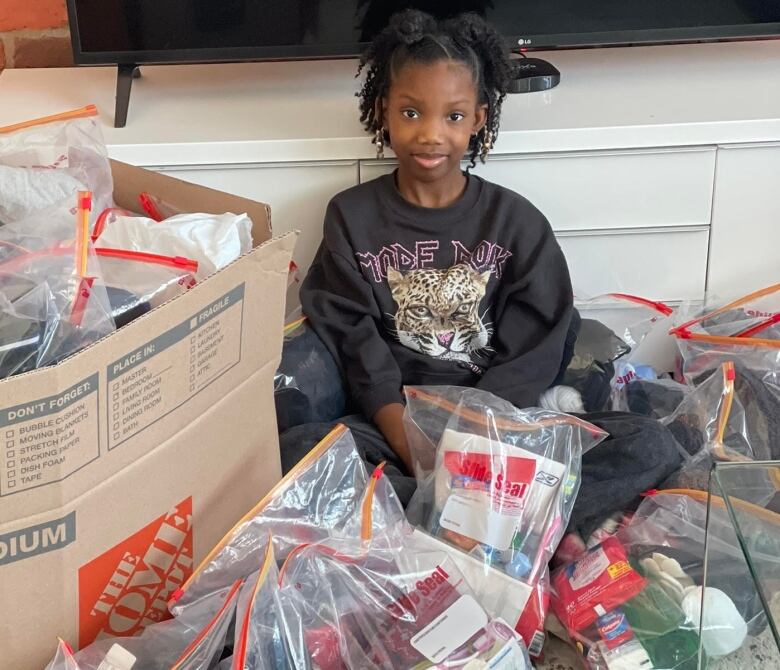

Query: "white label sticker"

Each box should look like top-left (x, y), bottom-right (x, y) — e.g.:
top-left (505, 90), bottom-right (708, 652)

top-left (410, 594), bottom-right (488, 664)
top-left (488, 637), bottom-right (531, 669)
top-left (439, 491), bottom-right (518, 550)
top-left (569, 546), bottom-right (610, 590)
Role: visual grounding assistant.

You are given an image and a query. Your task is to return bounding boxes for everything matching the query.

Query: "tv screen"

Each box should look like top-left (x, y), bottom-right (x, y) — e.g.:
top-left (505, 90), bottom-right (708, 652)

top-left (68, 0), bottom-right (780, 65)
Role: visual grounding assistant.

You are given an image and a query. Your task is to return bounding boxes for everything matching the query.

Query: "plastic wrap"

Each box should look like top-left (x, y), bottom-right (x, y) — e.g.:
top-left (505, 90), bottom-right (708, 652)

top-left (0, 106), bottom-right (114, 222)
top-left (66, 580), bottom-right (241, 670)
top-left (0, 193), bottom-right (115, 377)
top-left (95, 208), bottom-right (253, 280)
top-left (170, 425), bottom-right (404, 616)
top-left (276, 528), bottom-right (533, 669)
top-left (659, 361), bottom-right (778, 504)
top-left (275, 318), bottom-right (347, 432)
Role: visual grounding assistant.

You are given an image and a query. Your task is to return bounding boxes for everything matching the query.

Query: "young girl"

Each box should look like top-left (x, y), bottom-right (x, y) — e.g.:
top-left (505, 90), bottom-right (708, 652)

top-left (282, 10), bottom-right (575, 503)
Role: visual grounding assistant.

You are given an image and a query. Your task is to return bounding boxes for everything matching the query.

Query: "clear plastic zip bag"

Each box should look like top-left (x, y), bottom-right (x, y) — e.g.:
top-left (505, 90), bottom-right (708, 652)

top-left (0, 106), bottom-right (114, 223)
top-left (276, 527), bottom-right (533, 669)
top-left (659, 361), bottom-right (779, 504)
top-left (0, 192), bottom-right (115, 377)
top-left (170, 425), bottom-right (404, 616)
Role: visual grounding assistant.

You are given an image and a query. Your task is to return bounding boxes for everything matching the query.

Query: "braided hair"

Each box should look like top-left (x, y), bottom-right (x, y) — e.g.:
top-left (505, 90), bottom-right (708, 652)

top-left (357, 10), bottom-right (512, 169)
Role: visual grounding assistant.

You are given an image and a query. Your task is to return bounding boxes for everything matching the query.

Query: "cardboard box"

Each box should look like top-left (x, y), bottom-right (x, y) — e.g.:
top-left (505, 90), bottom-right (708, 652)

top-left (0, 161), bottom-right (296, 669)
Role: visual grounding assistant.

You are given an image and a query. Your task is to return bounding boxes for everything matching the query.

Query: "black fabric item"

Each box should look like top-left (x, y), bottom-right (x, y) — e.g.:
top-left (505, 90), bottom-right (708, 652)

top-left (279, 414), bottom-right (417, 507)
top-left (301, 171), bottom-right (574, 417)
top-left (625, 380), bottom-right (689, 420)
top-left (274, 322), bottom-right (348, 432)
top-left (569, 412), bottom-right (683, 539)
top-left (106, 285), bottom-right (152, 329)
top-left (561, 318), bottom-right (628, 411)
top-left (553, 308), bottom-right (581, 386)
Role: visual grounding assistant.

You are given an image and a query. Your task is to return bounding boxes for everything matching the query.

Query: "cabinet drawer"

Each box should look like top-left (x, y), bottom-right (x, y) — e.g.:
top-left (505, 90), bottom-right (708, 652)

top-left (361, 147), bottom-right (716, 232)
top-left (559, 228), bottom-right (709, 301)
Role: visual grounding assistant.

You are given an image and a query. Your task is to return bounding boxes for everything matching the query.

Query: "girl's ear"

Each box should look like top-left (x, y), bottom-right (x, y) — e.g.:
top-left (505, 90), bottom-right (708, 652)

top-left (473, 103), bottom-right (488, 135)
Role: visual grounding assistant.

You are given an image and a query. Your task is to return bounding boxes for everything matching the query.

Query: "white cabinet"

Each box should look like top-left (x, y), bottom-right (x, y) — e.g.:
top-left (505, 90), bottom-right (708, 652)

top-left (359, 149), bottom-right (713, 300)
top-left (707, 143), bottom-right (780, 297)
top-left (156, 162), bottom-right (358, 285)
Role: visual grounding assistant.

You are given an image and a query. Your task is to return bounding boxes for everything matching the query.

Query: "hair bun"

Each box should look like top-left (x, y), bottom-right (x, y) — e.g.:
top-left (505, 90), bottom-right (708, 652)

top-left (391, 9), bottom-right (436, 45)
top-left (449, 13), bottom-right (489, 44)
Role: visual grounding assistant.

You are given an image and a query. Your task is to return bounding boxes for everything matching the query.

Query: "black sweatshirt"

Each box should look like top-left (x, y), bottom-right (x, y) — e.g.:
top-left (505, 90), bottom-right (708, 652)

top-left (301, 172), bottom-right (573, 418)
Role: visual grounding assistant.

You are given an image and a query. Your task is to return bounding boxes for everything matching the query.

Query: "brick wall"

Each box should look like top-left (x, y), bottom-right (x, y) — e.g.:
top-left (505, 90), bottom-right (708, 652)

top-left (0, 0), bottom-right (73, 70)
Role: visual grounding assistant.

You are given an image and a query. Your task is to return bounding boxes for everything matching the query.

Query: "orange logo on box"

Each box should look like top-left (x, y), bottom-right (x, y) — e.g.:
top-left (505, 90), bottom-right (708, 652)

top-left (78, 498), bottom-right (193, 648)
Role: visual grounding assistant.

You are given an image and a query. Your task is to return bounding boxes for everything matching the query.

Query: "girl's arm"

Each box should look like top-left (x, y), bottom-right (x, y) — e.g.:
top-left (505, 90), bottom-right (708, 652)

top-left (476, 219), bottom-right (574, 408)
top-left (301, 201), bottom-right (405, 425)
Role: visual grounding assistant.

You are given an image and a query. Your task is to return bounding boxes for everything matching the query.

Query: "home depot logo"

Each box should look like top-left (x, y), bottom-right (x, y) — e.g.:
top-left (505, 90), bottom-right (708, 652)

top-left (0, 512), bottom-right (76, 565)
top-left (78, 498), bottom-right (193, 648)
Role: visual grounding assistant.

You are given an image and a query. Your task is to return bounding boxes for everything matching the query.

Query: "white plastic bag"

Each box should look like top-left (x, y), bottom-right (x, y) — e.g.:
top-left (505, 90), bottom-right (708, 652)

top-left (0, 105), bottom-right (114, 222)
top-left (96, 210), bottom-right (253, 280)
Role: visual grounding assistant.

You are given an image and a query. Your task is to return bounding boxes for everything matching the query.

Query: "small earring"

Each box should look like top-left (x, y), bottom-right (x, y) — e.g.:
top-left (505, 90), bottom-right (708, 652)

top-left (375, 126), bottom-right (385, 159)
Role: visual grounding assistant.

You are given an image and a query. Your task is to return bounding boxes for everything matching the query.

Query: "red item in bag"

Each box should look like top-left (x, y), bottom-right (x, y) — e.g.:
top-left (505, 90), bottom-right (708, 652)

top-left (551, 537), bottom-right (646, 632)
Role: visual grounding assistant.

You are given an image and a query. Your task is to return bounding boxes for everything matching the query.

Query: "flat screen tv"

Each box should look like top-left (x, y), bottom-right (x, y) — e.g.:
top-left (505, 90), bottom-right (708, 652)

top-left (66, 0), bottom-right (780, 126)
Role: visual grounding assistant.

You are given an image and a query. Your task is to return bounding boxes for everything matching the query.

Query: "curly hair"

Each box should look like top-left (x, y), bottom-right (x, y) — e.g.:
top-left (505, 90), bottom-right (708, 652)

top-left (357, 10), bottom-right (512, 169)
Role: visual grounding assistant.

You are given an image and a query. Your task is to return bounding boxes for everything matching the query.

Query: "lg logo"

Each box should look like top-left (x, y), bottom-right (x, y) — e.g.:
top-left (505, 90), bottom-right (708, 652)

top-left (518, 38), bottom-right (533, 45)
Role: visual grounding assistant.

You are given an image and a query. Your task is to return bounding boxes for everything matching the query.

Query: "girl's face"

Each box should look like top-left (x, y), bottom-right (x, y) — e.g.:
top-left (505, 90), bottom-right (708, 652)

top-left (383, 59), bottom-right (487, 186)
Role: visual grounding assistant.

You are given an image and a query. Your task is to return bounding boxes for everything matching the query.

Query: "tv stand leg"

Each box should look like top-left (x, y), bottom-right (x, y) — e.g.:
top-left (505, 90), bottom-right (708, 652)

top-left (115, 63), bottom-right (139, 128)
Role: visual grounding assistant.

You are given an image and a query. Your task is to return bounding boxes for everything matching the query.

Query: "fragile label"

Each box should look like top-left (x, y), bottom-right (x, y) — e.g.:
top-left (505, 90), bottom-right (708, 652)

top-left (0, 374), bottom-right (99, 496)
top-left (106, 284), bottom-right (244, 449)
top-left (411, 594), bottom-right (488, 663)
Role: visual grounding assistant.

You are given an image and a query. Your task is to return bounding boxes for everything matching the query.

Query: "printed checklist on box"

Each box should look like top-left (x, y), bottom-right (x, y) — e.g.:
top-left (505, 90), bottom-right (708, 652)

top-left (106, 285), bottom-right (244, 449)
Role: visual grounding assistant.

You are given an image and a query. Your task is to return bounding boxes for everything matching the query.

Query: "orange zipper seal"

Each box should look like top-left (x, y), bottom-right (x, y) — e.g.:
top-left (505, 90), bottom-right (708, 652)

top-left (170, 578), bottom-right (243, 670)
top-left (174, 423), bottom-right (348, 598)
top-left (233, 541), bottom-right (275, 669)
top-left (283, 316), bottom-right (307, 335)
top-left (406, 388), bottom-right (607, 438)
top-left (360, 462), bottom-right (387, 541)
top-left (607, 293), bottom-right (674, 316)
top-left (671, 283), bottom-right (780, 348)
top-left (661, 488), bottom-right (780, 526)
top-left (0, 104), bottom-right (98, 134)
top-left (715, 362), bottom-right (736, 447)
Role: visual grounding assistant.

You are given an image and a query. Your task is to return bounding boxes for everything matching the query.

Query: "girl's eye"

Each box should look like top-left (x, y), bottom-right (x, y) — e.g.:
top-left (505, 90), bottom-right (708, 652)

top-left (402, 109), bottom-right (419, 119)
top-left (449, 113), bottom-right (465, 122)
top-left (411, 305), bottom-right (431, 318)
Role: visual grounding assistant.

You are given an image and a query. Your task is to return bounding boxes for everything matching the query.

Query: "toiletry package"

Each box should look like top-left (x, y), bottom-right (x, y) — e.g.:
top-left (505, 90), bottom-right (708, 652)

top-left (403, 386), bottom-right (606, 653)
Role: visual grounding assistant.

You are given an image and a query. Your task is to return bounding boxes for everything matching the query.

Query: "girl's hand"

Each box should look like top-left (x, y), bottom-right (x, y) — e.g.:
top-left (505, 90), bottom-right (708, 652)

top-left (373, 402), bottom-right (413, 473)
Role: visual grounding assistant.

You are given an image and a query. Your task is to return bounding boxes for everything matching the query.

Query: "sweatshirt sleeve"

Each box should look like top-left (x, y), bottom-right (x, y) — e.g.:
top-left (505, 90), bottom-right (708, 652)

top-left (300, 201), bottom-right (403, 418)
top-left (476, 211), bottom-right (573, 409)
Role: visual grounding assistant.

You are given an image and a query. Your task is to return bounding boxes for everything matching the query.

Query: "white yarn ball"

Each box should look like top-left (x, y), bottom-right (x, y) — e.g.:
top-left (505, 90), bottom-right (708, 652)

top-left (539, 386), bottom-right (585, 414)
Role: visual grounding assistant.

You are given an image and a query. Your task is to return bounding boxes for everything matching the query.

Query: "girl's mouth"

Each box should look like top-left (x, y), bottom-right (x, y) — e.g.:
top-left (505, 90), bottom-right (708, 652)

top-left (412, 153), bottom-right (447, 169)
